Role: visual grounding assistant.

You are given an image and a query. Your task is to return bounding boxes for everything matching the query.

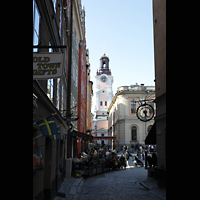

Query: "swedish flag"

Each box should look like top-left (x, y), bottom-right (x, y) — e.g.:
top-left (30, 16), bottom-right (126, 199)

top-left (36, 115), bottom-right (58, 136)
top-left (49, 126), bottom-right (61, 140)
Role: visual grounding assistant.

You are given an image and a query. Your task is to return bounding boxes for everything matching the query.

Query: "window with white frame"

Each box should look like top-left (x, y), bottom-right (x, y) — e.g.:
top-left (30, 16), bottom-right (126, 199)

top-left (130, 100), bottom-right (137, 113)
top-left (47, 79), bottom-right (54, 102)
top-left (56, 78), bottom-right (61, 110)
top-left (47, 42), bottom-right (54, 102)
top-left (33, 0), bottom-right (40, 52)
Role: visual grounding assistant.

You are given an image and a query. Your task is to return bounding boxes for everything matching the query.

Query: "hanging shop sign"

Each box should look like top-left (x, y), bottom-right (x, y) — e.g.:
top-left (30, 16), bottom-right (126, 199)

top-left (136, 103), bottom-right (154, 122)
top-left (33, 52), bottom-right (64, 79)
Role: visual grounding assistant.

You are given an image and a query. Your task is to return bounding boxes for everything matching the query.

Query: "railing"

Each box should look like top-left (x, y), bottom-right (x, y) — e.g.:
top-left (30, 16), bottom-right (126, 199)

top-left (82, 160), bottom-right (118, 177)
top-left (117, 85), bottom-right (155, 93)
top-left (83, 162), bottom-right (106, 177)
top-left (72, 157), bottom-right (122, 177)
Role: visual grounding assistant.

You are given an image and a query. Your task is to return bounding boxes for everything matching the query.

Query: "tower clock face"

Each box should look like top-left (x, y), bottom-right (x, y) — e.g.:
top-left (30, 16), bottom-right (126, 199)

top-left (100, 75), bottom-right (107, 82)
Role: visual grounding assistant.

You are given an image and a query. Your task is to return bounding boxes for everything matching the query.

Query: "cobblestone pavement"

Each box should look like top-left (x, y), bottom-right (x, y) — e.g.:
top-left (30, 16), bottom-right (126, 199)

top-left (75, 167), bottom-right (165, 200)
top-left (54, 151), bottom-right (166, 200)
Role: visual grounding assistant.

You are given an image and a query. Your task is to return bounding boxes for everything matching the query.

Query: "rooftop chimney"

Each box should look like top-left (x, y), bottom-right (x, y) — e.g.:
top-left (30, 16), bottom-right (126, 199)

top-left (140, 84), bottom-right (146, 91)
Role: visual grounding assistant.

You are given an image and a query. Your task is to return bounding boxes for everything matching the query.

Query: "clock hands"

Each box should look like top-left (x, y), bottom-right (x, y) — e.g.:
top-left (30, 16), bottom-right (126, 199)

top-left (101, 75), bottom-right (107, 82)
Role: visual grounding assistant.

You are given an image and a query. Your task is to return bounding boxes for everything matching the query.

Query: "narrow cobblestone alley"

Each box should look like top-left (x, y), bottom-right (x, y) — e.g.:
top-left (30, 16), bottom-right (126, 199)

top-left (54, 152), bottom-right (166, 200)
top-left (33, 1), bottom-right (166, 200)
top-left (75, 166), bottom-right (165, 200)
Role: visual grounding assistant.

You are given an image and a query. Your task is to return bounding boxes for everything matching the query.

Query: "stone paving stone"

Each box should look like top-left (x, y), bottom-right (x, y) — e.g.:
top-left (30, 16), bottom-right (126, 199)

top-left (54, 151), bottom-right (166, 200)
top-left (75, 167), bottom-right (165, 200)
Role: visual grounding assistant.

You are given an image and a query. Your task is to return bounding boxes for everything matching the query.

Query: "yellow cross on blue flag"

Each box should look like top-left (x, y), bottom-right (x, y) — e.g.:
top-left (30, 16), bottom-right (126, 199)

top-left (36, 115), bottom-right (58, 136)
top-left (49, 126), bottom-right (61, 140)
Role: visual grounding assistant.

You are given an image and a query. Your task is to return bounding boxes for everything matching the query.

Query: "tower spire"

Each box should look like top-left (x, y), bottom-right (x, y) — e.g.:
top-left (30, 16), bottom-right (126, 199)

top-left (96, 53), bottom-right (111, 75)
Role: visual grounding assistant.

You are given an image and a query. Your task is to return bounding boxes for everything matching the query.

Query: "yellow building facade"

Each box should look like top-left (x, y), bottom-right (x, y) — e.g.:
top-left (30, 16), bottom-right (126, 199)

top-left (108, 84), bottom-right (155, 151)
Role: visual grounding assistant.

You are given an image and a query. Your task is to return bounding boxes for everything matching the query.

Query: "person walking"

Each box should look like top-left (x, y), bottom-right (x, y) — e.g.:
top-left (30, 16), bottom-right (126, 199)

top-left (131, 143), bottom-right (134, 153)
top-left (119, 155), bottom-right (126, 169)
top-left (125, 150), bottom-right (130, 167)
top-left (142, 146), bottom-right (145, 160)
top-left (123, 145), bottom-right (126, 154)
top-left (137, 149), bottom-right (141, 160)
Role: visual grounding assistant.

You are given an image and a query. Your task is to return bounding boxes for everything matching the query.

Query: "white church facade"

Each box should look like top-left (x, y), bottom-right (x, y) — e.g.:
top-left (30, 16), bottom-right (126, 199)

top-left (93, 53), bottom-right (114, 147)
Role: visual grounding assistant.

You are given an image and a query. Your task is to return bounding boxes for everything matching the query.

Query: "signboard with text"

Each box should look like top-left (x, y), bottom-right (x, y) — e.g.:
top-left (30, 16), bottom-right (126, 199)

top-left (33, 52), bottom-right (64, 80)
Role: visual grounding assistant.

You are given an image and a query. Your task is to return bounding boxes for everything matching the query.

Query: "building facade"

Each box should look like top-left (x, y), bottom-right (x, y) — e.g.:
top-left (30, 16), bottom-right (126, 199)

top-left (108, 84), bottom-right (155, 151)
top-left (33, 1), bottom-right (92, 199)
top-left (153, 0), bottom-right (166, 171)
top-left (93, 53), bottom-right (113, 147)
top-left (33, 0), bottom-right (70, 199)
top-left (71, 0), bottom-right (83, 132)
top-left (77, 6), bottom-right (87, 154)
top-left (86, 49), bottom-right (94, 148)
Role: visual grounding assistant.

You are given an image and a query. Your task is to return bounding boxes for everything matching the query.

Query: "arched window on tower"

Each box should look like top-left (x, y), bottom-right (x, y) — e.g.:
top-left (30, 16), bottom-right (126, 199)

top-left (100, 101), bottom-right (102, 106)
top-left (102, 58), bottom-right (106, 68)
top-left (131, 126), bottom-right (137, 141)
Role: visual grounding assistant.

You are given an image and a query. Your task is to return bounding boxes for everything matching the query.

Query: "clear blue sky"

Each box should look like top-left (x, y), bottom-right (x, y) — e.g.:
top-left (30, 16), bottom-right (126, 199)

top-left (81, 0), bottom-right (155, 107)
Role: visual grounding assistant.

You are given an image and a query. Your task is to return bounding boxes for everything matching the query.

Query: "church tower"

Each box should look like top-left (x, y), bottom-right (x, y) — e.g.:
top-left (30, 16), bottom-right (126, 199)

top-left (94, 53), bottom-right (113, 146)
top-left (95, 53), bottom-right (113, 114)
